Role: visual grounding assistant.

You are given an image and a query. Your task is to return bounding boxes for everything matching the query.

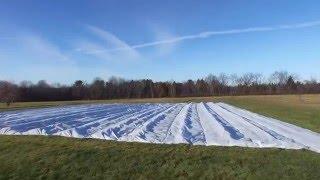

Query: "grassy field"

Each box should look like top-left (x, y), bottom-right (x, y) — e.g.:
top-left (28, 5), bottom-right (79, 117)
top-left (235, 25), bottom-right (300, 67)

top-left (0, 94), bottom-right (320, 179)
top-left (0, 135), bottom-right (319, 179)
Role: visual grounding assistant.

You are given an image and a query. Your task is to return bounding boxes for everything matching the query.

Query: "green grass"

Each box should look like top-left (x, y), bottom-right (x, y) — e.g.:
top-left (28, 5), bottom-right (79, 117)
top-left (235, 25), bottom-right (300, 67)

top-left (0, 135), bottom-right (319, 179)
top-left (0, 94), bottom-right (320, 179)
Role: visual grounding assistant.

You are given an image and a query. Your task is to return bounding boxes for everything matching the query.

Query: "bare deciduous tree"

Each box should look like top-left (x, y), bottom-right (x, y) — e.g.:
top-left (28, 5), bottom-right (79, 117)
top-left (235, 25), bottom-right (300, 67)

top-left (0, 81), bottom-right (18, 106)
top-left (1, 71), bottom-right (319, 102)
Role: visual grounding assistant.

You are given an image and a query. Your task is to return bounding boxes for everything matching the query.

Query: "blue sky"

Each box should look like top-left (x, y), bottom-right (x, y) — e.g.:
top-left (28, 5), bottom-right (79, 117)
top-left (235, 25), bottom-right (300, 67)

top-left (1, 0), bottom-right (320, 84)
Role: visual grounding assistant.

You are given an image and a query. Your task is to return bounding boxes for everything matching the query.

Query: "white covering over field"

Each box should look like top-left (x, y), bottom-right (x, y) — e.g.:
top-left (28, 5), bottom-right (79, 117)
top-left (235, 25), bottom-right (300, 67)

top-left (0, 102), bottom-right (319, 153)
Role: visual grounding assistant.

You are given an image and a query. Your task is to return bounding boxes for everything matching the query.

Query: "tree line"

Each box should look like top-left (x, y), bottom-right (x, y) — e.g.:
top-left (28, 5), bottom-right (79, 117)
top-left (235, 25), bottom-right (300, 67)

top-left (1, 71), bottom-right (320, 105)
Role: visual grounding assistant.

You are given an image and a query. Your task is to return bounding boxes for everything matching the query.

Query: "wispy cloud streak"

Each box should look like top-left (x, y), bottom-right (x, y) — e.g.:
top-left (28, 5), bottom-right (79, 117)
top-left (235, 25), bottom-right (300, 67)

top-left (21, 34), bottom-right (69, 62)
top-left (77, 25), bottom-right (140, 60)
top-left (86, 20), bottom-right (320, 53)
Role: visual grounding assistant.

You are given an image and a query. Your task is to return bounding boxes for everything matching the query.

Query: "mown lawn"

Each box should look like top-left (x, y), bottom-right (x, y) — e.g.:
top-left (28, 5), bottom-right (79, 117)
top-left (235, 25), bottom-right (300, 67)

top-left (0, 94), bottom-right (320, 179)
top-left (0, 135), bottom-right (319, 179)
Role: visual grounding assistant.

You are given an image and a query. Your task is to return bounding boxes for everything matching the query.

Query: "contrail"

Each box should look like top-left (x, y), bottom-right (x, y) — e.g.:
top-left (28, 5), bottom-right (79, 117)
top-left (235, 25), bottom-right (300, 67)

top-left (84, 20), bottom-right (320, 54)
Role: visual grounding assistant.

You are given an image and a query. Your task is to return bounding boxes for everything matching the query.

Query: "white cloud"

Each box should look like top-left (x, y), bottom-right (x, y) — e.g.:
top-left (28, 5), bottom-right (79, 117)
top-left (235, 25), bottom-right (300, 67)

top-left (21, 34), bottom-right (69, 62)
top-left (75, 40), bottom-right (113, 60)
top-left (77, 25), bottom-right (140, 61)
top-left (151, 26), bottom-right (178, 56)
top-left (88, 20), bottom-right (320, 53)
top-left (0, 33), bottom-right (79, 83)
